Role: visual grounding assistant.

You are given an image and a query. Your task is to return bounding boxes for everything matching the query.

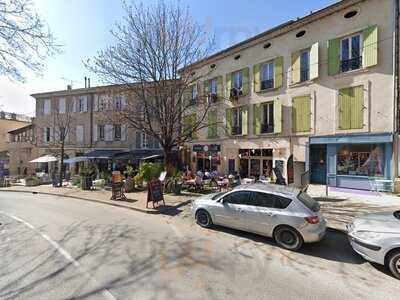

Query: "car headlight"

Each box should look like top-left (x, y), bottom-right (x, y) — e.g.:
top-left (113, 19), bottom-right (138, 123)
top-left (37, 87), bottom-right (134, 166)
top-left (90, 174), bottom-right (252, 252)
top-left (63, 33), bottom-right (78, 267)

top-left (353, 231), bottom-right (381, 240)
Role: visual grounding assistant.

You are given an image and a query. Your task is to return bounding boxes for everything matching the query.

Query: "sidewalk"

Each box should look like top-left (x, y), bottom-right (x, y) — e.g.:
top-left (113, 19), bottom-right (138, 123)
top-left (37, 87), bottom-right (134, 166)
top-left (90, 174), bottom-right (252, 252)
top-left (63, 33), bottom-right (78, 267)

top-left (307, 184), bottom-right (400, 231)
top-left (0, 185), bottom-right (196, 215)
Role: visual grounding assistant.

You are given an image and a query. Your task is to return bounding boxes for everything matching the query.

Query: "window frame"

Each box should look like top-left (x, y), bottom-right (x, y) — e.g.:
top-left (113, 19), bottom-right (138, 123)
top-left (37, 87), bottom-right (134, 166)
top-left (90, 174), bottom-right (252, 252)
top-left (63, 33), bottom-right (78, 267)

top-left (222, 191), bottom-right (252, 205)
top-left (232, 107), bottom-right (242, 135)
top-left (300, 49), bottom-right (310, 82)
top-left (114, 124), bottom-right (122, 141)
top-left (261, 102), bottom-right (274, 133)
top-left (45, 127), bottom-right (51, 142)
top-left (232, 70), bottom-right (243, 90)
top-left (340, 33), bottom-right (363, 72)
top-left (98, 124), bottom-right (105, 141)
top-left (260, 61), bottom-right (274, 90)
top-left (141, 132), bottom-right (149, 149)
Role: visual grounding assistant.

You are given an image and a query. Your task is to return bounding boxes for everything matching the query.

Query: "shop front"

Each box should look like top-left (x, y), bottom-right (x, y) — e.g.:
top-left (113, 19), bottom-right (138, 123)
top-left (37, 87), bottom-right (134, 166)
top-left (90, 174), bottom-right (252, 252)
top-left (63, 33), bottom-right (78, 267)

top-left (237, 149), bottom-right (273, 179)
top-left (192, 144), bottom-right (221, 172)
top-left (309, 133), bottom-right (393, 191)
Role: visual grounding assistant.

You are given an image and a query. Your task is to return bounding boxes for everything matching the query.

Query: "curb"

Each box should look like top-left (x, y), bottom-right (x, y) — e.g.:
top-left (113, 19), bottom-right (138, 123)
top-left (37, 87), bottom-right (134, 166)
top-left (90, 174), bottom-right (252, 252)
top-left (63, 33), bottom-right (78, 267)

top-left (0, 189), bottom-right (190, 215)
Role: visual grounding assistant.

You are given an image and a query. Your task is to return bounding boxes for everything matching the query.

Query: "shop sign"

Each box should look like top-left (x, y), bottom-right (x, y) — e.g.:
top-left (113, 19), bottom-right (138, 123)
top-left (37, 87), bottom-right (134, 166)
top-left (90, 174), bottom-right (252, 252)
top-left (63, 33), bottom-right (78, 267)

top-left (193, 144), bottom-right (204, 152)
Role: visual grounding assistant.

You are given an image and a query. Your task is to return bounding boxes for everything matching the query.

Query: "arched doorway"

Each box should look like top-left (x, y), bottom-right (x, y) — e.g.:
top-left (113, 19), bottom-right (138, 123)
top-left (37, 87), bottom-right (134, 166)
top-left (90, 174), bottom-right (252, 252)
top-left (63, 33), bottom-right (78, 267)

top-left (287, 155), bottom-right (294, 184)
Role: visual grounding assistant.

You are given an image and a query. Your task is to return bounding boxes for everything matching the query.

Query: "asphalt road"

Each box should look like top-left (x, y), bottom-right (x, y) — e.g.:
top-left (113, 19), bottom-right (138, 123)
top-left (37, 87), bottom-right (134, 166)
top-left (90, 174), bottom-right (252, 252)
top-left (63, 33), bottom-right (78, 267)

top-left (0, 191), bottom-right (399, 300)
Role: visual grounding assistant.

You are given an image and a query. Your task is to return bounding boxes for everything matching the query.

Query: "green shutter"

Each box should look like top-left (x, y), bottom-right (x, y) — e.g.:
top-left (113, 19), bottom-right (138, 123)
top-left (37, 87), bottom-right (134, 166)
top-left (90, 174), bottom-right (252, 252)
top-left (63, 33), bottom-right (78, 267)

top-left (292, 96), bottom-right (311, 132)
top-left (253, 103), bottom-right (261, 135)
top-left (217, 76), bottom-right (223, 99)
top-left (203, 80), bottom-right (210, 96)
top-left (328, 38), bottom-right (340, 76)
top-left (309, 42), bottom-right (319, 80)
top-left (291, 51), bottom-right (300, 84)
top-left (351, 86), bottom-right (364, 129)
top-left (274, 57), bottom-right (283, 88)
top-left (273, 98), bottom-right (282, 134)
top-left (226, 108), bottom-right (232, 136)
top-left (363, 25), bottom-right (378, 68)
top-left (338, 88), bottom-right (351, 130)
top-left (253, 64), bottom-right (261, 93)
top-left (208, 111), bottom-right (218, 138)
top-left (242, 68), bottom-right (249, 95)
top-left (226, 73), bottom-right (232, 99)
top-left (241, 105), bottom-right (248, 135)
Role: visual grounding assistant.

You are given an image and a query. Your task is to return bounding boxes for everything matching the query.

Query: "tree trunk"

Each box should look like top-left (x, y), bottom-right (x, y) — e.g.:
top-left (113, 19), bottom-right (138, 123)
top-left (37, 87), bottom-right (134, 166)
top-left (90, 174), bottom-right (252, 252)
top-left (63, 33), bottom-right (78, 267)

top-left (59, 141), bottom-right (65, 187)
top-left (163, 146), bottom-right (174, 176)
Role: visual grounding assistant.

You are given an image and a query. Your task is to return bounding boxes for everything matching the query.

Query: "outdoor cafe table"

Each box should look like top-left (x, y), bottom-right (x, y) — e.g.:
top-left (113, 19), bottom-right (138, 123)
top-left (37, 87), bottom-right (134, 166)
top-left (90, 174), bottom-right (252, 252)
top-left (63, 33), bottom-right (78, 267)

top-left (242, 178), bottom-right (255, 184)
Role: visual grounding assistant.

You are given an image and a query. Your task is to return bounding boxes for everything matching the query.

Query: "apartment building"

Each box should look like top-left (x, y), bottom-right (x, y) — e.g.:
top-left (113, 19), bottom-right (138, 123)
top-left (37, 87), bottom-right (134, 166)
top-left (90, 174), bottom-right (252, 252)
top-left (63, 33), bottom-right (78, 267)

top-left (183, 0), bottom-right (398, 191)
top-left (0, 111), bottom-right (32, 176)
top-left (31, 84), bottom-right (162, 174)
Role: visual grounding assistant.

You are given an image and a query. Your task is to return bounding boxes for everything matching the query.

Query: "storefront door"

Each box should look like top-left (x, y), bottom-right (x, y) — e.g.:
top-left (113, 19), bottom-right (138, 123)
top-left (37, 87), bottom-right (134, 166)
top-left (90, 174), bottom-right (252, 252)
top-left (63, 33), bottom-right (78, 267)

top-left (239, 159), bottom-right (249, 178)
top-left (310, 145), bottom-right (327, 184)
top-left (250, 159), bottom-right (261, 178)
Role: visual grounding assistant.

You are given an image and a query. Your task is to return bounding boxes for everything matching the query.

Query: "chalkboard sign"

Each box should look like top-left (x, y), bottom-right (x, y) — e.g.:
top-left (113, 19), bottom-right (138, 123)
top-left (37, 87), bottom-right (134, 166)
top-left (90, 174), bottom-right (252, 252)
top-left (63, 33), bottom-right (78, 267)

top-left (147, 180), bottom-right (165, 208)
top-left (273, 160), bottom-right (286, 185)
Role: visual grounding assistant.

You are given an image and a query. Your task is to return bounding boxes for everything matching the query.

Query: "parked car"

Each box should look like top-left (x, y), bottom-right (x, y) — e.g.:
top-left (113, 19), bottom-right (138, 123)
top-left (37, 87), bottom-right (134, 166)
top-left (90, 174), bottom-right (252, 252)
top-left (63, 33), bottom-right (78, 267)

top-left (191, 183), bottom-right (326, 250)
top-left (347, 211), bottom-right (400, 279)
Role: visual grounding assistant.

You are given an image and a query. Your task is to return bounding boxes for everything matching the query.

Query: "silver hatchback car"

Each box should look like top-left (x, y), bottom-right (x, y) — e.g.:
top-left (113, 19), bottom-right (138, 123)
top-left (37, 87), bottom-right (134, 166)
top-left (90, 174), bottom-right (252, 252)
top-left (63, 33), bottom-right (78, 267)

top-left (191, 183), bottom-right (326, 250)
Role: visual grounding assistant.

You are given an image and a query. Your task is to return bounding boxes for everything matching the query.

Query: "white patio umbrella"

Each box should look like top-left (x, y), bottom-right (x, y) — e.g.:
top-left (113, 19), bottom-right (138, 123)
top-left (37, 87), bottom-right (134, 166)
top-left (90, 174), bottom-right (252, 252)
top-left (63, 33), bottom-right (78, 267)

top-left (29, 155), bottom-right (58, 163)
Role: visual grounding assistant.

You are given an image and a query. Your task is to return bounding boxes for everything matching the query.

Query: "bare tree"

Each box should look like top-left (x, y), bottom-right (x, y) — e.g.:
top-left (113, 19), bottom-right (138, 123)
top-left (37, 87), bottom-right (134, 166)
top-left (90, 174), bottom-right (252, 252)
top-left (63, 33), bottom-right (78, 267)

top-left (86, 1), bottom-right (216, 173)
top-left (45, 100), bottom-right (74, 186)
top-left (0, 0), bottom-right (60, 81)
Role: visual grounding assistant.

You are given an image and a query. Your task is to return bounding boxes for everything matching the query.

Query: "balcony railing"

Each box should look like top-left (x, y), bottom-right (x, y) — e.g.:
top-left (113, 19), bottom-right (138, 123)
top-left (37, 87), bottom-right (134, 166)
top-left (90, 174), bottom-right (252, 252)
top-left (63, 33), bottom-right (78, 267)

top-left (261, 79), bottom-right (274, 90)
top-left (340, 56), bottom-right (362, 73)
top-left (231, 126), bottom-right (242, 135)
top-left (300, 68), bottom-right (309, 82)
top-left (261, 123), bottom-right (274, 134)
top-left (208, 93), bottom-right (218, 103)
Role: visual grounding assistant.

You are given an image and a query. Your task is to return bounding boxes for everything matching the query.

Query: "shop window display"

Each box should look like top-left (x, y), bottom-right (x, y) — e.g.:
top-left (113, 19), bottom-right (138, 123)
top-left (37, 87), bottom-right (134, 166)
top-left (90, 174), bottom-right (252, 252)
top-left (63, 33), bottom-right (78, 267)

top-left (337, 144), bottom-right (384, 177)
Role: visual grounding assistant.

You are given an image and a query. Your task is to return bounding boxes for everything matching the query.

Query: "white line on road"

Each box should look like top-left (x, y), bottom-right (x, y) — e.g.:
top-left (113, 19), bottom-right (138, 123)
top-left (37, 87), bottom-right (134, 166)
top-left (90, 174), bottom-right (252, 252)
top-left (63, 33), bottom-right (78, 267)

top-left (0, 210), bottom-right (117, 300)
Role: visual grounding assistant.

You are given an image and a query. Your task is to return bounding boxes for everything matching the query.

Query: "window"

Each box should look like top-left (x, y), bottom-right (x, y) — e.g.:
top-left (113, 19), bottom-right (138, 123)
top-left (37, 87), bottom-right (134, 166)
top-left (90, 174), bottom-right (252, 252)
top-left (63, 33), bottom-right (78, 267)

top-left (337, 144), bottom-right (385, 177)
top-left (300, 50), bottom-right (310, 82)
top-left (232, 107), bottom-right (242, 135)
top-left (59, 98), bottom-right (66, 114)
top-left (45, 127), bottom-right (51, 142)
top-left (78, 97), bottom-right (87, 112)
top-left (114, 124), bottom-right (121, 140)
top-left (43, 99), bottom-right (51, 115)
top-left (210, 78), bottom-right (217, 95)
top-left (262, 102), bottom-right (274, 133)
top-left (141, 132), bottom-right (149, 149)
top-left (191, 85), bottom-right (198, 104)
top-left (98, 125), bottom-right (105, 141)
top-left (261, 62), bottom-right (274, 90)
top-left (251, 192), bottom-right (275, 208)
top-left (59, 127), bottom-right (66, 141)
top-left (115, 96), bottom-right (122, 111)
top-left (76, 125), bottom-right (84, 144)
top-left (232, 70), bottom-right (243, 89)
top-left (223, 191), bottom-right (251, 205)
top-left (341, 34), bottom-right (362, 72)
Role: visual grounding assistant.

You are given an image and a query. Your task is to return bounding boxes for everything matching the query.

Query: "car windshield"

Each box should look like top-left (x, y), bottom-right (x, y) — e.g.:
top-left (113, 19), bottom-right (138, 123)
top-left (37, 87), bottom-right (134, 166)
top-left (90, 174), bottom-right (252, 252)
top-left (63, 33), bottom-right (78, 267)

top-left (211, 191), bottom-right (227, 200)
top-left (297, 191), bottom-right (320, 212)
top-left (394, 211), bottom-right (400, 220)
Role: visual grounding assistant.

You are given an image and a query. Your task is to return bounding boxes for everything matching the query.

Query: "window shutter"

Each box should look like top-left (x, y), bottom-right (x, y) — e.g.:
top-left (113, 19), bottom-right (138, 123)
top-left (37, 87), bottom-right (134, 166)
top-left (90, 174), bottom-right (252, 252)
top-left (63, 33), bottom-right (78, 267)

top-left (253, 103), bottom-right (261, 135)
top-left (362, 25), bottom-right (378, 68)
top-left (225, 108), bottom-right (232, 136)
top-left (93, 124), bottom-right (98, 142)
top-left (121, 95), bottom-right (127, 109)
top-left (338, 88), bottom-right (351, 130)
top-left (253, 63), bottom-right (261, 93)
top-left (328, 38), bottom-right (340, 75)
top-left (208, 111), bottom-right (217, 138)
top-left (291, 51), bottom-right (301, 84)
top-left (241, 106), bottom-right (248, 135)
top-left (217, 76), bottom-right (223, 98)
top-left (309, 42), bottom-right (319, 80)
top-left (121, 124), bottom-right (127, 141)
top-left (242, 68), bottom-right (249, 95)
top-left (72, 98), bottom-right (77, 112)
top-left (203, 80), bottom-right (210, 96)
top-left (292, 96), bottom-right (311, 132)
top-left (136, 131), bottom-right (141, 149)
top-left (274, 57), bottom-right (283, 88)
top-left (273, 98), bottom-right (282, 134)
top-left (225, 73), bottom-right (232, 98)
top-left (83, 96), bottom-right (88, 112)
top-left (94, 95), bottom-right (99, 111)
top-left (42, 128), bottom-right (46, 143)
top-left (351, 86), bottom-right (364, 129)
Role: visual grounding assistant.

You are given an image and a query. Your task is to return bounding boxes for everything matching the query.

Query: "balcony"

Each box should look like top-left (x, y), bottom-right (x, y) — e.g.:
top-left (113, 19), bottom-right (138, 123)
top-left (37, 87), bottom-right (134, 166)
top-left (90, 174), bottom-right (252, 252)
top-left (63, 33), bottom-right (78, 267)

top-left (261, 79), bottom-right (274, 90)
top-left (230, 88), bottom-right (242, 101)
top-left (341, 56), bottom-right (362, 73)
top-left (231, 126), bottom-right (242, 135)
top-left (261, 123), bottom-right (274, 134)
top-left (300, 68), bottom-right (309, 82)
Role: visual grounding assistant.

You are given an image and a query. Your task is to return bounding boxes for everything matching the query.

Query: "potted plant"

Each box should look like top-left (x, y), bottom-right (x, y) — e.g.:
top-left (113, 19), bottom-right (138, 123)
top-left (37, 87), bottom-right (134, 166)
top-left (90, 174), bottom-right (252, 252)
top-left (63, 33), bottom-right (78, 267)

top-left (80, 166), bottom-right (93, 190)
top-left (123, 165), bottom-right (136, 192)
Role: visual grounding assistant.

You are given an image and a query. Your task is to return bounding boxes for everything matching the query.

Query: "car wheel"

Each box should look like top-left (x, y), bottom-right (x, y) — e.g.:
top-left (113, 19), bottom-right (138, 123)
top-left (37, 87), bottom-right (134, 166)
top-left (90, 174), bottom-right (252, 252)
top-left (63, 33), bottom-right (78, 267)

top-left (196, 209), bottom-right (212, 228)
top-left (274, 226), bottom-right (304, 251)
top-left (387, 251), bottom-right (400, 280)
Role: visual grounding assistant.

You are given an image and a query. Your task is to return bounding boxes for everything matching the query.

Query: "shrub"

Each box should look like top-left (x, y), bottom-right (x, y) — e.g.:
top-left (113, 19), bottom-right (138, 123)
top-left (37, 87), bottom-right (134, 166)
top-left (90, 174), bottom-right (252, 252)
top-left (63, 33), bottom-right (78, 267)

top-left (138, 162), bottom-right (163, 183)
top-left (72, 175), bottom-right (81, 186)
top-left (123, 165), bottom-right (136, 178)
top-left (25, 176), bottom-right (40, 187)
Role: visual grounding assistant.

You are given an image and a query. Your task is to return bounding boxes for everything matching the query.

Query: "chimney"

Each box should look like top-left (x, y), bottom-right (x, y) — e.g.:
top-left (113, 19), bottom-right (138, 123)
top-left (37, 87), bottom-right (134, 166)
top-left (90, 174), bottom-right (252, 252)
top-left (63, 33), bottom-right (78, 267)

top-left (88, 78), bottom-right (91, 88)
top-left (84, 76), bottom-right (87, 88)
top-left (67, 84), bottom-right (72, 91)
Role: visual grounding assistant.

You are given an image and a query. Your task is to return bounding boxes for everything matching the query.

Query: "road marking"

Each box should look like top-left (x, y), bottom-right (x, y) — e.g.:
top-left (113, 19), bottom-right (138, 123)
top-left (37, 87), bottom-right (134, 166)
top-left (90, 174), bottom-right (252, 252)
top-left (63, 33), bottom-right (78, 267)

top-left (0, 211), bottom-right (116, 300)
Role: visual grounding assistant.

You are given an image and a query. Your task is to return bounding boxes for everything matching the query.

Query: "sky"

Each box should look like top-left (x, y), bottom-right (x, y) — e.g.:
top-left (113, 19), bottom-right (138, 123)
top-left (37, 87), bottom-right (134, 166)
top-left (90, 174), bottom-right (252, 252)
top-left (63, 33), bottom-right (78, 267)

top-left (0, 0), bottom-right (337, 116)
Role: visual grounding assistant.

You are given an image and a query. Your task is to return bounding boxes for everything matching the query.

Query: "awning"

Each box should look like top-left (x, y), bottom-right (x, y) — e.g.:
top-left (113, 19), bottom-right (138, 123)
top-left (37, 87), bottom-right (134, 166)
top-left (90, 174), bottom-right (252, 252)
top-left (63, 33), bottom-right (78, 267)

top-left (64, 156), bottom-right (89, 164)
top-left (113, 150), bottom-right (164, 160)
top-left (83, 149), bottom-right (125, 159)
top-left (30, 155), bottom-right (58, 163)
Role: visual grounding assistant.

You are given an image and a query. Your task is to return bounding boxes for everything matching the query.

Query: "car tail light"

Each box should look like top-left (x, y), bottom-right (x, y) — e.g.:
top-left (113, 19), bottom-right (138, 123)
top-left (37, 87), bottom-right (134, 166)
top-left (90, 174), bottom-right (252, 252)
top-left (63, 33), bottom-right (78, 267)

top-left (305, 216), bottom-right (319, 224)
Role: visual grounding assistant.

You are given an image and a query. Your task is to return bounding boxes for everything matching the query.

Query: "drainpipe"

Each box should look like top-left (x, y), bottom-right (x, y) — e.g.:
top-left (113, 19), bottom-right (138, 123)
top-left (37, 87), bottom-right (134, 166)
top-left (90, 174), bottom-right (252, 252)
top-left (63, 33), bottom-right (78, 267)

top-left (393, 0), bottom-right (399, 188)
